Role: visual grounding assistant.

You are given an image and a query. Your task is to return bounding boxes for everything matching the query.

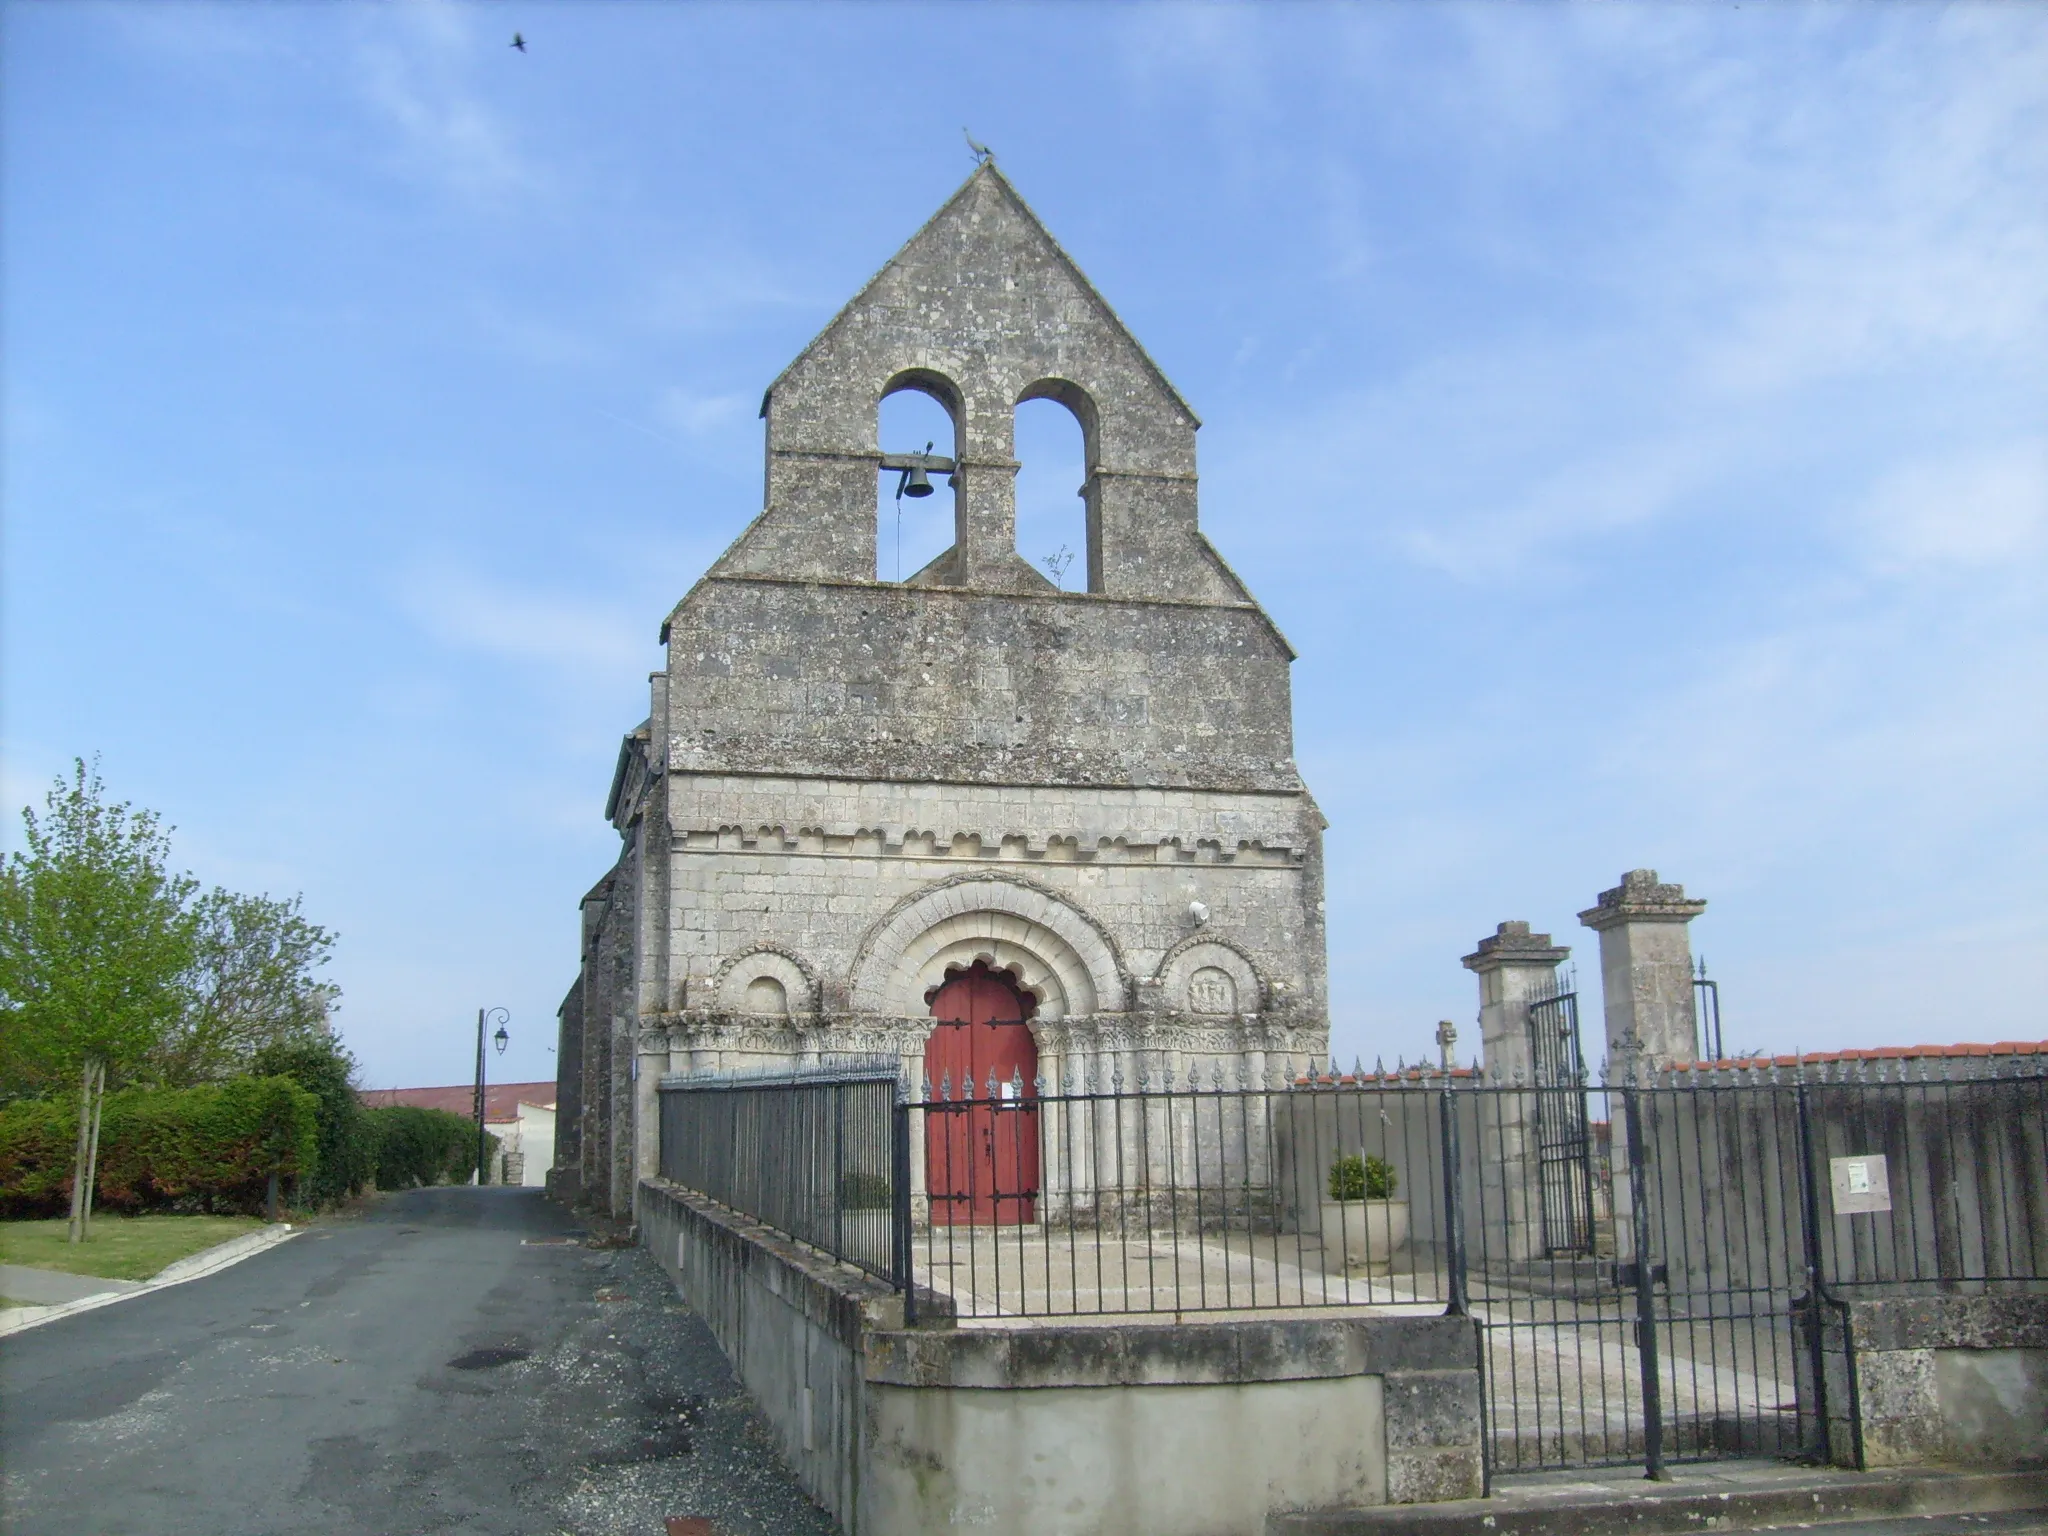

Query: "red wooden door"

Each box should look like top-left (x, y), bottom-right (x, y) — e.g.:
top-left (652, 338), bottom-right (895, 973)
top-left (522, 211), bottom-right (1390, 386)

top-left (924, 962), bottom-right (1039, 1225)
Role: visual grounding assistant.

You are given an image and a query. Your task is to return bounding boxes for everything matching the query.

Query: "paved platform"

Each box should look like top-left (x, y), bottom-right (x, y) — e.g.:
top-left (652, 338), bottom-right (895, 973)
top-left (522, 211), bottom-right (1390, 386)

top-left (0, 1263), bottom-right (141, 1306)
top-left (911, 1223), bottom-right (1437, 1319)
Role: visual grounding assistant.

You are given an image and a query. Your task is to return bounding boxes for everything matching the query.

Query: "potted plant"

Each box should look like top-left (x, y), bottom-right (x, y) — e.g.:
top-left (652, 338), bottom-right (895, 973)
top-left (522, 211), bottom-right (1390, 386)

top-left (1320, 1153), bottom-right (1408, 1272)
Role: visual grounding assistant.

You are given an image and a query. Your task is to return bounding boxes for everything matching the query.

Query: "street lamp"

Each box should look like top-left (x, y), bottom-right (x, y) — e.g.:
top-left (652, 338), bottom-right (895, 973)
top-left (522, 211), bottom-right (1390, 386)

top-left (474, 1007), bottom-right (510, 1186)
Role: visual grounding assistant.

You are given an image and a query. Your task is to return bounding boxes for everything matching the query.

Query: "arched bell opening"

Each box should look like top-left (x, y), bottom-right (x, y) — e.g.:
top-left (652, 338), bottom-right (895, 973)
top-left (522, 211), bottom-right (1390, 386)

top-left (878, 371), bottom-right (962, 584)
top-left (1015, 380), bottom-right (1099, 593)
top-left (922, 959), bottom-right (1040, 1226)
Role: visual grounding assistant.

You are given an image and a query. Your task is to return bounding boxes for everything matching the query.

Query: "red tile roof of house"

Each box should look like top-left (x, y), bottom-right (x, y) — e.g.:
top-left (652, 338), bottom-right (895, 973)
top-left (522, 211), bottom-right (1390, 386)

top-left (1673, 1041), bottom-right (2047, 1072)
top-left (357, 1082), bottom-right (557, 1121)
top-left (1288, 1041), bottom-right (2046, 1089)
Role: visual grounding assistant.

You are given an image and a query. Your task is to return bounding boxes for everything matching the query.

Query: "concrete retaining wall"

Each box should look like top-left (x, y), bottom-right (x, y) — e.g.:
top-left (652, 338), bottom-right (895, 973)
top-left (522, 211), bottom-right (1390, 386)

top-left (1802, 1294), bottom-right (2048, 1469)
top-left (639, 1176), bottom-right (1483, 1534)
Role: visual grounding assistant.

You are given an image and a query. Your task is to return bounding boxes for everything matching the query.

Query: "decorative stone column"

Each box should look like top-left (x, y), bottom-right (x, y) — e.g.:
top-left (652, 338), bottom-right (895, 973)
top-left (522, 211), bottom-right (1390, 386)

top-left (1577, 870), bottom-right (1707, 1074)
top-left (1461, 922), bottom-right (1571, 1082)
top-left (1461, 922), bottom-right (1569, 1263)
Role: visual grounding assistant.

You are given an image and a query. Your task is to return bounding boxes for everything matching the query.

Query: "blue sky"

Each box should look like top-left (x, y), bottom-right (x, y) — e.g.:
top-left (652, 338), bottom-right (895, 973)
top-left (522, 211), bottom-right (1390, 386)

top-left (5, 2), bottom-right (2042, 1090)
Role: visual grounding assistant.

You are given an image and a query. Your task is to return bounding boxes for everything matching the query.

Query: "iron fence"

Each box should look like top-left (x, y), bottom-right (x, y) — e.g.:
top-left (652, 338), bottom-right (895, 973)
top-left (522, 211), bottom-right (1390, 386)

top-left (1798, 1068), bottom-right (2047, 1293)
top-left (654, 1055), bottom-right (2046, 1480)
top-left (904, 1071), bottom-right (1458, 1322)
top-left (656, 1064), bottom-right (901, 1282)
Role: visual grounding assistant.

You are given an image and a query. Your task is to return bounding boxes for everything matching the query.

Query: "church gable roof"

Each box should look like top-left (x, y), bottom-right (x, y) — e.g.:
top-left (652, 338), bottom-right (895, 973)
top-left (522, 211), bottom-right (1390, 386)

top-left (764, 163), bottom-right (1198, 429)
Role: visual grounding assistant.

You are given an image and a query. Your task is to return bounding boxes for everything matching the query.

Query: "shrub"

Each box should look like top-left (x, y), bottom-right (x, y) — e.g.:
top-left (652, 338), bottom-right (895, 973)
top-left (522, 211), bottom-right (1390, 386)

top-left (0, 1077), bottom-right (318, 1217)
top-left (1328, 1152), bottom-right (1398, 1202)
top-left (0, 1097), bottom-right (71, 1213)
top-left (252, 1039), bottom-right (372, 1206)
top-left (837, 1170), bottom-right (894, 1211)
top-left (365, 1104), bottom-right (498, 1189)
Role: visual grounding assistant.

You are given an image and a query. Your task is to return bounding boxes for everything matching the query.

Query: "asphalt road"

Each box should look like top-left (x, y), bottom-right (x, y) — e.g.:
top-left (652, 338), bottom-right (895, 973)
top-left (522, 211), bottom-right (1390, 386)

top-left (0, 1187), bottom-right (839, 1536)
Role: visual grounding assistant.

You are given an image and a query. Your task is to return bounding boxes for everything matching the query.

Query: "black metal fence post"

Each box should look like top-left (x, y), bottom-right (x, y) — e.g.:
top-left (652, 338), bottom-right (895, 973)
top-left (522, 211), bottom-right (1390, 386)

top-left (894, 1099), bottom-right (915, 1325)
top-left (833, 1083), bottom-right (846, 1262)
top-left (1623, 1088), bottom-right (1668, 1480)
top-left (1793, 1083), bottom-right (1838, 1466)
top-left (1441, 1085), bottom-right (1468, 1318)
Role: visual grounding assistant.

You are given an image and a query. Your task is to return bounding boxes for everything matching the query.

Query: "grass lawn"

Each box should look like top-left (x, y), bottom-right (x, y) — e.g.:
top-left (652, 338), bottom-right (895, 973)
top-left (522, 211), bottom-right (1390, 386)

top-left (0, 1214), bottom-right (268, 1282)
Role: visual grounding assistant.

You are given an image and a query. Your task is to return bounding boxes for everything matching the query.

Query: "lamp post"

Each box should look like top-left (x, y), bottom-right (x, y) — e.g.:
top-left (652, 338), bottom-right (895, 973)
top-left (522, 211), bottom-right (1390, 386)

top-left (474, 1007), bottom-right (509, 1185)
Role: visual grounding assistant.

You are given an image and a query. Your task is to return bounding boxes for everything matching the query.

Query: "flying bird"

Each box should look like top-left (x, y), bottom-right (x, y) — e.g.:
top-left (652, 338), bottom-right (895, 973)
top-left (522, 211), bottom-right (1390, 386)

top-left (964, 128), bottom-right (993, 166)
top-left (511, 33), bottom-right (527, 52)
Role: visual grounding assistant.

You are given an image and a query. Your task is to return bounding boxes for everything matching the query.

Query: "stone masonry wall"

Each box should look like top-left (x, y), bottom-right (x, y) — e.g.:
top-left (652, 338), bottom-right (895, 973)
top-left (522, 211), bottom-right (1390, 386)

top-left (558, 164), bottom-right (1330, 1215)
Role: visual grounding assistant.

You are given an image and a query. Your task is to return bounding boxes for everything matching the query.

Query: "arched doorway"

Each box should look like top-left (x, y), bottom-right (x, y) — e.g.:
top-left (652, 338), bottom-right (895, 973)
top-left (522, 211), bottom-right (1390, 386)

top-left (924, 961), bottom-right (1040, 1225)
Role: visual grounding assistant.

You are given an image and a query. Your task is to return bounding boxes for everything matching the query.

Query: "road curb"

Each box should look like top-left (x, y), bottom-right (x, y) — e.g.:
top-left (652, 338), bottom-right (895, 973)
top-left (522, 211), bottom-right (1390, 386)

top-left (0, 1224), bottom-right (300, 1337)
top-left (1269, 1467), bottom-right (2048, 1535)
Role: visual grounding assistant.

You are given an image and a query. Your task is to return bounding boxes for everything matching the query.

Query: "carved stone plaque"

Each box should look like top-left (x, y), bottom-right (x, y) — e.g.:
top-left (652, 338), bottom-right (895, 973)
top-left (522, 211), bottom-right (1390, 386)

top-left (1189, 966), bottom-right (1237, 1015)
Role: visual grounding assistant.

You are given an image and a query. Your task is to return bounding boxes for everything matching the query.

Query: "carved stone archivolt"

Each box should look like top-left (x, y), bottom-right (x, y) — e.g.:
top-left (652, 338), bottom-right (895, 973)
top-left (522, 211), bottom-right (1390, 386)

top-left (1151, 935), bottom-right (1265, 1015)
top-left (710, 947), bottom-right (819, 1016)
top-left (845, 872), bottom-right (1128, 1018)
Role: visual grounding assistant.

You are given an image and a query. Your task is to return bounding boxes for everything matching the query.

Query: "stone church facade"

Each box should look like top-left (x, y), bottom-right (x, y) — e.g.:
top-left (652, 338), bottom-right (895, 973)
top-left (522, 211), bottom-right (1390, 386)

top-left (553, 165), bottom-right (1329, 1215)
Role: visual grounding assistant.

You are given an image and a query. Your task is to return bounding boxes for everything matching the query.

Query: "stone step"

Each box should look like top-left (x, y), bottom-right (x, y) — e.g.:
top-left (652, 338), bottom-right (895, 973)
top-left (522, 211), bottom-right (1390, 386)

top-left (1268, 1463), bottom-right (2048, 1536)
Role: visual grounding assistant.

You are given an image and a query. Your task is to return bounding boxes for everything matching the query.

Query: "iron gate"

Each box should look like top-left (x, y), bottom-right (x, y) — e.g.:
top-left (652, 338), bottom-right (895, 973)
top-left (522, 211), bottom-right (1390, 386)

top-left (1527, 972), bottom-right (1597, 1256)
top-left (1469, 1081), bottom-right (1821, 1481)
top-left (1470, 1066), bottom-right (2047, 1482)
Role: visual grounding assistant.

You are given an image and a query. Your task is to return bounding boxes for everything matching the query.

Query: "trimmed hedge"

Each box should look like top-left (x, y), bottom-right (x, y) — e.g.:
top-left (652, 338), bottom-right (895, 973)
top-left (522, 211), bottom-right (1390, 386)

top-left (252, 1040), bottom-right (373, 1205)
top-left (365, 1105), bottom-right (499, 1190)
top-left (0, 1076), bottom-right (318, 1217)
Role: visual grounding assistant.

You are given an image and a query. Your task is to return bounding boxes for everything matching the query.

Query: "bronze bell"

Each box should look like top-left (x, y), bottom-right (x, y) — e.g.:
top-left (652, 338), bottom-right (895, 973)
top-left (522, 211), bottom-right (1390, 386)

top-left (901, 463), bottom-right (934, 498)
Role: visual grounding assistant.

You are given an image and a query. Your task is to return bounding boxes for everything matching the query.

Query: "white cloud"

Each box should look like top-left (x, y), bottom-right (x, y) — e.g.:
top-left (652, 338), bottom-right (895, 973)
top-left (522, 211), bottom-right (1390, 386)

top-left (1855, 443), bottom-right (2048, 574)
top-left (1592, 586), bottom-right (2048, 885)
top-left (656, 388), bottom-right (752, 438)
top-left (641, 262), bottom-right (811, 336)
top-left (396, 565), bottom-right (648, 675)
top-left (1393, 429), bottom-right (1720, 582)
top-left (1207, 10), bottom-right (2048, 591)
top-left (1651, 14), bottom-right (2048, 395)
top-left (103, 5), bottom-right (281, 67)
top-left (352, 5), bottom-right (544, 205)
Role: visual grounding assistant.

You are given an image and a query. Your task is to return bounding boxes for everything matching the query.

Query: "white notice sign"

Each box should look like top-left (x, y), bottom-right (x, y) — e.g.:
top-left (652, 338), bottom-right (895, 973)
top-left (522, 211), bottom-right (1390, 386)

top-left (1830, 1154), bottom-right (1892, 1215)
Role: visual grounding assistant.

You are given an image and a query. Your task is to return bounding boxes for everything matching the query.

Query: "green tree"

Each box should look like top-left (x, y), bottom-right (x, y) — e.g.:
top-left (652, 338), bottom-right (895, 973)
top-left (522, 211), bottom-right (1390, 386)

top-left (0, 760), bottom-right (199, 1241)
top-left (152, 890), bottom-right (337, 1087)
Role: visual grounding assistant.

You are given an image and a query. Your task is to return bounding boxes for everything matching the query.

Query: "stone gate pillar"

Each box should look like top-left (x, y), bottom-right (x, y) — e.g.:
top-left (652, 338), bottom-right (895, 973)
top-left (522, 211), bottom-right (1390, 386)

top-left (1462, 922), bottom-right (1570, 1263)
top-left (1579, 871), bottom-right (1706, 1268)
top-left (1577, 870), bottom-right (1707, 1074)
top-left (1462, 922), bottom-right (1571, 1081)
